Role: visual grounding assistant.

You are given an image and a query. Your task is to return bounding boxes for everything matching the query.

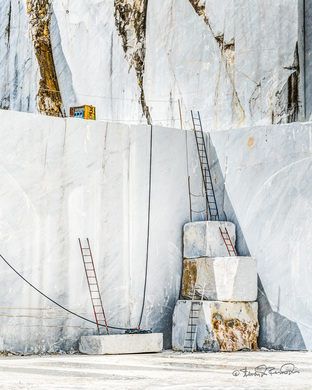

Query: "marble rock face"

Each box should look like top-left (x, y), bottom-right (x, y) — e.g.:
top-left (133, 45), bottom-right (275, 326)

top-left (181, 256), bottom-right (257, 301)
top-left (183, 221), bottom-right (236, 259)
top-left (0, 0), bottom-right (304, 128)
top-left (172, 300), bottom-right (258, 352)
top-left (79, 333), bottom-right (163, 355)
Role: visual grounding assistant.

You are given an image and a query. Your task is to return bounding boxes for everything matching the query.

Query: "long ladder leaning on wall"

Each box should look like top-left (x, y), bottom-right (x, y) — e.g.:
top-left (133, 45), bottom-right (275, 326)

top-left (78, 238), bottom-right (109, 335)
top-left (190, 110), bottom-right (236, 257)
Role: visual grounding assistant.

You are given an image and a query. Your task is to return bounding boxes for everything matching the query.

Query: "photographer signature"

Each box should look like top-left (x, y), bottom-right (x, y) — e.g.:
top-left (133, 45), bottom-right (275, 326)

top-left (232, 363), bottom-right (300, 377)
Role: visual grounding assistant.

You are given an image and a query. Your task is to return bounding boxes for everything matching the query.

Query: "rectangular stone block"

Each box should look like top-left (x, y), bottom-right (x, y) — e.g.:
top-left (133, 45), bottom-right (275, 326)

top-left (183, 221), bottom-right (236, 258)
top-left (79, 333), bottom-right (163, 355)
top-left (172, 300), bottom-right (258, 352)
top-left (181, 256), bottom-right (257, 301)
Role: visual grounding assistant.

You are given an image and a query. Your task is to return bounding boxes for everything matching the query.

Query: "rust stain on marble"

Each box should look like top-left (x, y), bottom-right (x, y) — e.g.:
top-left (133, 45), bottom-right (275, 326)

top-left (114, 0), bottom-right (151, 124)
top-left (247, 136), bottom-right (255, 148)
top-left (211, 312), bottom-right (258, 351)
top-left (181, 259), bottom-right (197, 298)
top-left (27, 0), bottom-right (63, 117)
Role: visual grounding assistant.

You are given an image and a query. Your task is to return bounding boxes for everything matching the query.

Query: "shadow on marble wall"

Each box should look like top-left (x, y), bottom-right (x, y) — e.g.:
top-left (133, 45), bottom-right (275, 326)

top-left (207, 135), bottom-right (306, 351)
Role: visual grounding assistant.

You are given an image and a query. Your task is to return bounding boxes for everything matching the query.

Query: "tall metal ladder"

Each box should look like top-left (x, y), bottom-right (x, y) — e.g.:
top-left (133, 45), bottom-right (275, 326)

top-left (183, 300), bottom-right (203, 352)
top-left (78, 238), bottom-right (109, 335)
top-left (219, 227), bottom-right (237, 256)
top-left (191, 110), bottom-right (237, 257)
top-left (191, 110), bottom-right (219, 221)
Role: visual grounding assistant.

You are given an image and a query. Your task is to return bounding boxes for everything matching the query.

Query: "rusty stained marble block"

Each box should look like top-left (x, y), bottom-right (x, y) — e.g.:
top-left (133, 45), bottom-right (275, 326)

top-left (181, 257), bottom-right (257, 301)
top-left (172, 300), bottom-right (259, 352)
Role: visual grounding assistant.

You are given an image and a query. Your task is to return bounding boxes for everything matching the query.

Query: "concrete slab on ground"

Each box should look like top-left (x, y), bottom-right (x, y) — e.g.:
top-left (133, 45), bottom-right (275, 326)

top-left (79, 333), bottom-right (163, 355)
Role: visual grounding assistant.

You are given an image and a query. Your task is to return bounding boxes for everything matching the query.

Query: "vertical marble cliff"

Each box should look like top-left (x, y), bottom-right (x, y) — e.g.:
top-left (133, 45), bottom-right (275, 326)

top-left (0, 0), bottom-right (308, 127)
top-left (27, 0), bottom-right (64, 116)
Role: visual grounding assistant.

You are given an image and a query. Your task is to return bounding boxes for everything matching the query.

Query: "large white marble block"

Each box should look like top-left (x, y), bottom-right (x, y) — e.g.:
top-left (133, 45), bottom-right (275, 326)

top-left (172, 300), bottom-right (258, 352)
top-left (181, 256), bottom-right (257, 301)
top-left (183, 221), bottom-right (236, 259)
top-left (79, 333), bottom-right (163, 355)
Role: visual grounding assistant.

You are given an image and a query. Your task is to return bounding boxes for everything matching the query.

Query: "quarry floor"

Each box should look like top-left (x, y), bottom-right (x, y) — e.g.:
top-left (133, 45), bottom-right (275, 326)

top-left (0, 351), bottom-right (310, 389)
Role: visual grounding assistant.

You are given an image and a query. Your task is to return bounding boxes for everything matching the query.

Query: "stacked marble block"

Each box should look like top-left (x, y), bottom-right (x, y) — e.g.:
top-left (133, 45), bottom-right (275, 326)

top-left (172, 221), bottom-right (259, 352)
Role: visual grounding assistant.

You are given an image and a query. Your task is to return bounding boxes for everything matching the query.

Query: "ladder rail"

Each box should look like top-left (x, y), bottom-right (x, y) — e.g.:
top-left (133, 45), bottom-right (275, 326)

top-left (78, 238), bottom-right (109, 334)
top-left (183, 301), bottom-right (203, 352)
top-left (183, 284), bottom-right (204, 352)
top-left (219, 227), bottom-right (237, 256)
top-left (191, 110), bottom-right (219, 221)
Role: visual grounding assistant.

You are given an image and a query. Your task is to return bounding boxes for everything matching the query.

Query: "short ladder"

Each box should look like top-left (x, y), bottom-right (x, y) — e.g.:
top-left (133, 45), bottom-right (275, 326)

top-left (219, 227), bottom-right (237, 256)
top-left (183, 301), bottom-right (203, 352)
top-left (78, 238), bottom-right (109, 334)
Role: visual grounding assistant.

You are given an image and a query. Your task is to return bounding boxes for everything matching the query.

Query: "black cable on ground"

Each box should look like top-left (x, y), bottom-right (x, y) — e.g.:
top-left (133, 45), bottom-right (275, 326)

top-left (0, 253), bottom-right (138, 332)
top-left (138, 124), bottom-right (153, 328)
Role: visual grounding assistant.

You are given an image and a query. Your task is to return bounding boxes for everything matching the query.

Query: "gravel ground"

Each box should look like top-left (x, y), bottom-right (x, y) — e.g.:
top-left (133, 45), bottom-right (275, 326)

top-left (0, 350), bottom-right (310, 389)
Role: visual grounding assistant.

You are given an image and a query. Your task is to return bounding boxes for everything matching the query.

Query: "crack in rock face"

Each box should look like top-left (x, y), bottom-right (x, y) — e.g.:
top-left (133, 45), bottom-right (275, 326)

top-left (27, 0), bottom-right (63, 117)
top-left (188, 0), bottom-right (245, 125)
top-left (114, 0), bottom-right (151, 124)
top-left (272, 43), bottom-right (300, 124)
top-left (0, 2), bottom-right (12, 110)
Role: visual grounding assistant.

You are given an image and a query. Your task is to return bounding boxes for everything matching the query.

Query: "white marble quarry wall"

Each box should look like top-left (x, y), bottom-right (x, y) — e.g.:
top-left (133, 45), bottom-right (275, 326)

top-left (1, 108), bottom-right (312, 352)
top-left (0, 0), bottom-right (306, 128)
top-left (208, 121), bottom-right (312, 350)
top-left (0, 109), bottom-right (207, 353)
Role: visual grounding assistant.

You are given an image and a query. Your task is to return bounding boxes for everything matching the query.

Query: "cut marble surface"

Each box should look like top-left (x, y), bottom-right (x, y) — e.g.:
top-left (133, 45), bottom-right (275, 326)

top-left (209, 121), bottom-right (312, 350)
top-left (0, 0), bottom-right (305, 127)
top-left (79, 333), bottom-right (163, 355)
top-left (183, 221), bottom-right (236, 259)
top-left (0, 110), bottom-right (205, 353)
top-left (0, 108), bottom-right (312, 352)
top-left (172, 300), bottom-right (259, 352)
top-left (181, 256), bottom-right (257, 302)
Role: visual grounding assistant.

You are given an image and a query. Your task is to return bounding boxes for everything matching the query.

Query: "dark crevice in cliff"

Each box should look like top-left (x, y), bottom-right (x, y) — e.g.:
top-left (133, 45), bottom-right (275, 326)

top-left (27, 0), bottom-right (64, 117)
top-left (286, 42), bottom-right (299, 123)
top-left (0, 1), bottom-right (12, 110)
top-left (6, 1), bottom-right (12, 44)
top-left (114, 0), bottom-right (151, 124)
top-left (273, 42), bottom-right (299, 124)
top-left (188, 0), bottom-right (245, 124)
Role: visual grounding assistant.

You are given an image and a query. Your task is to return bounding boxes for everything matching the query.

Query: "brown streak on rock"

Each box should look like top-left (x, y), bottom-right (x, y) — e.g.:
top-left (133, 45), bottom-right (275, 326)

top-left (181, 260), bottom-right (197, 298)
top-left (212, 312), bottom-right (258, 351)
top-left (114, 0), bottom-right (151, 124)
top-left (27, 0), bottom-right (63, 117)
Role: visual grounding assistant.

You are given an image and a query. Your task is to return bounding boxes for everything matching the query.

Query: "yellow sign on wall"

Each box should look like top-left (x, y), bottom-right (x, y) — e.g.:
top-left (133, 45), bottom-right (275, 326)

top-left (70, 105), bottom-right (96, 120)
top-left (84, 105), bottom-right (96, 120)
